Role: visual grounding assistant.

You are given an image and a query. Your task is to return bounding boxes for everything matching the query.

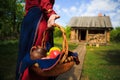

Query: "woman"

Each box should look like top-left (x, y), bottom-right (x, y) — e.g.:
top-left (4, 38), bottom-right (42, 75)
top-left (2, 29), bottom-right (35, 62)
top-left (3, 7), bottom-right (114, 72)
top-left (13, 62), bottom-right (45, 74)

top-left (16, 0), bottom-right (60, 80)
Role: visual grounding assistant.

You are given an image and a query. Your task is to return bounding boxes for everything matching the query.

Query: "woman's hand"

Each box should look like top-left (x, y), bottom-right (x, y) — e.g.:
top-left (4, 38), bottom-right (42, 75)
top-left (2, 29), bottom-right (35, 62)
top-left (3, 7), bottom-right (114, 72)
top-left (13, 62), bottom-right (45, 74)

top-left (47, 14), bottom-right (60, 27)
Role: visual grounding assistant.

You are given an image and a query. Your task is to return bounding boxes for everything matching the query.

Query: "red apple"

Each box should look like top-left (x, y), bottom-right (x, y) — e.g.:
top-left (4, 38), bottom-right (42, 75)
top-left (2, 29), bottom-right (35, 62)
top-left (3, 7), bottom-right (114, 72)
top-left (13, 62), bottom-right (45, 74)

top-left (49, 50), bottom-right (60, 59)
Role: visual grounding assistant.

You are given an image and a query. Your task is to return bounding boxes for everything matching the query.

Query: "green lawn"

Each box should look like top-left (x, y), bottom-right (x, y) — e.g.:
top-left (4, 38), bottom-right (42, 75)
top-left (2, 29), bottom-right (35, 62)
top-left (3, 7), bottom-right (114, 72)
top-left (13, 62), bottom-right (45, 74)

top-left (54, 37), bottom-right (78, 50)
top-left (0, 38), bottom-right (78, 80)
top-left (0, 40), bottom-right (18, 80)
top-left (82, 43), bottom-right (120, 80)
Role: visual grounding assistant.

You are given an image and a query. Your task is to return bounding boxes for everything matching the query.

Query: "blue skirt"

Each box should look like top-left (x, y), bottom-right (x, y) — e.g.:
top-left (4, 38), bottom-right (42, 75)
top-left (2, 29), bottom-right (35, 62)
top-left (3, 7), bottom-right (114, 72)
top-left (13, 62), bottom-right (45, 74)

top-left (16, 7), bottom-right (42, 80)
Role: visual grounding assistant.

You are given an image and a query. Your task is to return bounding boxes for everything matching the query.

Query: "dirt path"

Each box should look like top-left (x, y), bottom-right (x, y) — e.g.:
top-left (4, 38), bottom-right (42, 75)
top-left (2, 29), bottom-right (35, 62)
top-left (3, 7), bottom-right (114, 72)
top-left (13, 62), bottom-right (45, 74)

top-left (56, 43), bottom-right (86, 80)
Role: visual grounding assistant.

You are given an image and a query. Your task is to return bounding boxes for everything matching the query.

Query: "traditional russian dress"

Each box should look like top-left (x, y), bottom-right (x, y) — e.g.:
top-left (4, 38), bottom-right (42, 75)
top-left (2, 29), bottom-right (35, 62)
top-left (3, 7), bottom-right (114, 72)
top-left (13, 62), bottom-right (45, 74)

top-left (16, 0), bottom-right (57, 80)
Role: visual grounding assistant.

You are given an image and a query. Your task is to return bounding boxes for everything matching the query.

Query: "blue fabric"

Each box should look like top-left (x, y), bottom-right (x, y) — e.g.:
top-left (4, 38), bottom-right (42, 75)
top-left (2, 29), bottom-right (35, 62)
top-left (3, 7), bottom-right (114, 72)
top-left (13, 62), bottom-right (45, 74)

top-left (16, 7), bottom-right (42, 80)
top-left (19, 53), bottom-right (60, 73)
top-left (19, 51), bottom-right (78, 74)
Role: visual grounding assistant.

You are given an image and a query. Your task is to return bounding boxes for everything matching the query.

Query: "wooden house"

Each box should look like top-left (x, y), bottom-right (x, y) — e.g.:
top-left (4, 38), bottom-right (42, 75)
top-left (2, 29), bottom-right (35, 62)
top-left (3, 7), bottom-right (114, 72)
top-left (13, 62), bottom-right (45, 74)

top-left (68, 15), bottom-right (113, 45)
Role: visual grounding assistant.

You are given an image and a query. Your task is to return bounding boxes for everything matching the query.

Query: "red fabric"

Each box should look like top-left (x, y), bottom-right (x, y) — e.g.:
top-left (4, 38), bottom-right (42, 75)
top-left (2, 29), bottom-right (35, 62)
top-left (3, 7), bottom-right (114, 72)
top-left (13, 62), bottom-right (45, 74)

top-left (34, 16), bottom-right (48, 46)
top-left (25, 0), bottom-right (39, 14)
top-left (22, 68), bottom-right (48, 80)
top-left (40, 0), bottom-right (56, 17)
top-left (25, 0), bottom-right (56, 18)
top-left (22, 0), bottom-right (56, 80)
top-left (21, 68), bottom-right (29, 80)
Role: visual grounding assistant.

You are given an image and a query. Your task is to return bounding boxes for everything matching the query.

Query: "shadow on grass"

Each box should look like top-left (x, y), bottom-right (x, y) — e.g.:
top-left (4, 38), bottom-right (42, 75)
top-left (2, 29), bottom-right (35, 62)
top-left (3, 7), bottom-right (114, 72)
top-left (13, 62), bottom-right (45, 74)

top-left (0, 40), bottom-right (18, 80)
top-left (94, 47), bottom-right (120, 65)
top-left (102, 50), bottom-right (120, 65)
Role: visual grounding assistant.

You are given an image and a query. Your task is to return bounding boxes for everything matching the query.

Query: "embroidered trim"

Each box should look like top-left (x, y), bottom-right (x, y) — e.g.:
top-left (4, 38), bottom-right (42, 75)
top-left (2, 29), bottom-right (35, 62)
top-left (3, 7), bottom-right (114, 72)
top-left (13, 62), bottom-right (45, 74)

top-left (32, 14), bottom-right (43, 46)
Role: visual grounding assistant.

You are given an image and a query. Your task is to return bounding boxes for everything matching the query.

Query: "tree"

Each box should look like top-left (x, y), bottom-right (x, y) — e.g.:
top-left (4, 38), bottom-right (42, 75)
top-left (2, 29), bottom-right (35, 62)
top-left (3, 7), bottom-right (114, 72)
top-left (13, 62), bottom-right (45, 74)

top-left (65, 26), bottom-right (71, 39)
top-left (110, 26), bottom-right (120, 42)
top-left (0, 0), bottom-right (24, 40)
top-left (54, 27), bottom-right (62, 37)
top-left (53, 25), bottom-right (71, 39)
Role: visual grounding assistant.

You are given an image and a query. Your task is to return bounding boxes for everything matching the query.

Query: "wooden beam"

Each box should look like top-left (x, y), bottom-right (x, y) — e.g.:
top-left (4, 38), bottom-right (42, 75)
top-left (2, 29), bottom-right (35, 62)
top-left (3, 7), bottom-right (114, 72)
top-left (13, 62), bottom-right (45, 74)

top-left (86, 29), bottom-right (88, 42)
top-left (104, 30), bottom-right (107, 43)
top-left (76, 29), bottom-right (79, 41)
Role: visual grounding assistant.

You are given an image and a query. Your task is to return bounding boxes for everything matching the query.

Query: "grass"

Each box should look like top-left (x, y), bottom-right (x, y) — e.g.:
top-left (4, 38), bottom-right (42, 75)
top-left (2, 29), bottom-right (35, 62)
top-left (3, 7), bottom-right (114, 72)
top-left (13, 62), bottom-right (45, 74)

top-left (82, 43), bottom-right (120, 80)
top-left (0, 38), bottom-right (78, 80)
top-left (0, 40), bottom-right (18, 80)
top-left (54, 37), bottom-right (78, 50)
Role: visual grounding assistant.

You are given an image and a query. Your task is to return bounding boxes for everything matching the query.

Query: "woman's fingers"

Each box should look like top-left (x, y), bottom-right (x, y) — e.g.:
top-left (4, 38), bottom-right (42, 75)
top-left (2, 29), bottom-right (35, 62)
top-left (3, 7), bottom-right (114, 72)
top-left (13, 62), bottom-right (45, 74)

top-left (47, 14), bottom-right (60, 27)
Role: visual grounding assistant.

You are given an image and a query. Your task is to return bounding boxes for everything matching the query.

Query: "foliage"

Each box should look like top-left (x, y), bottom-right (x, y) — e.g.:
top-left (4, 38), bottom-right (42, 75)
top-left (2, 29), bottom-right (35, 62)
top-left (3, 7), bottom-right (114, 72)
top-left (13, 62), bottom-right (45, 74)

top-left (82, 43), bottom-right (120, 80)
top-left (110, 26), bottom-right (120, 42)
top-left (65, 26), bottom-right (71, 38)
top-left (53, 26), bottom-right (71, 39)
top-left (16, 3), bottom-right (25, 33)
top-left (0, 0), bottom-right (24, 40)
top-left (53, 27), bottom-right (62, 37)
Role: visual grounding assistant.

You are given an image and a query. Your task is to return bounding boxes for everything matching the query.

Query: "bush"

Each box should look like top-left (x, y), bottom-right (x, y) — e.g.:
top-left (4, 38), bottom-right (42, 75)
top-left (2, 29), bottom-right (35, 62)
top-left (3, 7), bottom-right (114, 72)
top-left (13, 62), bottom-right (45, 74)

top-left (110, 26), bottom-right (120, 42)
top-left (53, 27), bottom-right (62, 37)
top-left (65, 26), bottom-right (71, 38)
top-left (53, 26), bottom-right (71, 39)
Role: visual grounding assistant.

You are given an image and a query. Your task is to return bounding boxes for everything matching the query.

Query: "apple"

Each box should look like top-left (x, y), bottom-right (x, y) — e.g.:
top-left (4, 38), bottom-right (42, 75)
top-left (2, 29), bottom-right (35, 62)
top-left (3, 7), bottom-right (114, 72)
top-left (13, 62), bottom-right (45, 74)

top-left (49, 50), bottom-right (60, 58)
top-left (48, 47), bottom-right (61, 59)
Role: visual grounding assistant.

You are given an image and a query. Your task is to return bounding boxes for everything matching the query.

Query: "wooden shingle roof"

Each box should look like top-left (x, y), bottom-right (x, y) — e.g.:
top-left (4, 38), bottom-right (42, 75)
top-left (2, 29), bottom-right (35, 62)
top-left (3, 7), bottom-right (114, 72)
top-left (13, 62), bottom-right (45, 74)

top-left (68, 16), bottom-right (113, 28)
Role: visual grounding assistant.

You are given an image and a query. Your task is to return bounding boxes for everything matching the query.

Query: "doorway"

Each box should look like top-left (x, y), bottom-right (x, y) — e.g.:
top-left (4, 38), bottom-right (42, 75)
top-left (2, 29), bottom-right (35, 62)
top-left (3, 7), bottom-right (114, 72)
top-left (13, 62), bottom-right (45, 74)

top-left (81, 30), bottom-right (86, 40)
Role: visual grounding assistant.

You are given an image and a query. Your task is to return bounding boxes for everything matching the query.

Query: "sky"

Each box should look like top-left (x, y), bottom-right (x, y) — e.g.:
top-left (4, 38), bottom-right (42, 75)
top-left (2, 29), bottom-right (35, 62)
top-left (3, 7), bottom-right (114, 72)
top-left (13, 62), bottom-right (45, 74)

top-left (53, 0), bottom-right (120, 27)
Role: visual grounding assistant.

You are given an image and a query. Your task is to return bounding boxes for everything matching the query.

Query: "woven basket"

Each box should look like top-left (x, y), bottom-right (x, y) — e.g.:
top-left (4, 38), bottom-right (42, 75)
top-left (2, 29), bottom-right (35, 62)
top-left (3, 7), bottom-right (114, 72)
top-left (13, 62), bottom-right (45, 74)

top-left (29, 23), bottom-right (79, 77)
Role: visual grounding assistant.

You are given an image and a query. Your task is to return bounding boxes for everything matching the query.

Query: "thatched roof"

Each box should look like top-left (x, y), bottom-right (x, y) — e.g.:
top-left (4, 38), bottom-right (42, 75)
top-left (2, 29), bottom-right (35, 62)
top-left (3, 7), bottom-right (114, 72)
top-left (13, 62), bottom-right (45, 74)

top-left (68, 16), bottom-right (113, 28)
